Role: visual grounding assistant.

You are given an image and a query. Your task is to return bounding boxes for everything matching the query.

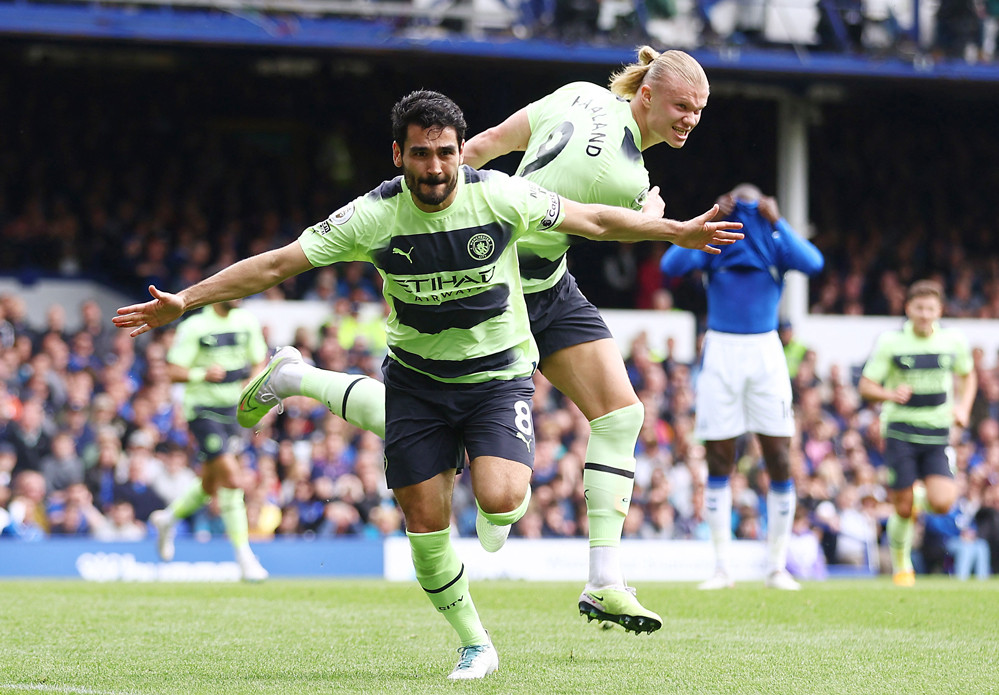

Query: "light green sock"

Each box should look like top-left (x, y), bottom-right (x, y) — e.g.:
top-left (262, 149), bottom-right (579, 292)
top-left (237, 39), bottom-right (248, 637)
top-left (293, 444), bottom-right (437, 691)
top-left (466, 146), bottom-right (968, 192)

top-left (476, 487), bottom-right (531, 526)
top-left (408, 528), bottom-right (487, 647)
top-left (887, 512), bottom-right (914, 573)
top-left (217, 487), bottom-right (249, 551)
top-left (582, 403), bottom-right (643, 548)
top-left (300, 367), bottom-right (385, 437)
top-left (912, 484), bottom-right (928, 514)
top-left (167, 479), bottom-right (211, 520)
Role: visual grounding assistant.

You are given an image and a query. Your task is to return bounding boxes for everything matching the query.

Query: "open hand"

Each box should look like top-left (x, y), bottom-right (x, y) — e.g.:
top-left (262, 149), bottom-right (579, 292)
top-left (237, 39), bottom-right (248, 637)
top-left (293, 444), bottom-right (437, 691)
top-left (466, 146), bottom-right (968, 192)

top-left (112, 285), bottom-right (186, 337)
top-left (677, 204), bottom-right (744, 255)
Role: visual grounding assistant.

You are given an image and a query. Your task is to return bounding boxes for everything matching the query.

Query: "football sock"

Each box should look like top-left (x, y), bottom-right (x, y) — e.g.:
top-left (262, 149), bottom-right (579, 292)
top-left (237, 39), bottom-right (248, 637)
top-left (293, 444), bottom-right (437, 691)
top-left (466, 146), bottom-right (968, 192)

top-left (912, 483), bottom-right (928, 514)
top-left (408, 528), bottom-right (488, 647)
top-left (766, 480), bottom-right (796, 574)
top-left (583, 403), bottom-right (643, 589)
top-left (705, 476), bottom-right (733, 575)
top-left (217, 486), bottom-right (250, 552)
top-left (887, 511), bottom-right (914, 573)
top-left (477, 486), bottom-right (532, 526)
top-left (288, 364), bottom-right (386, 437)
top-left (167, 479), bottom-right (211, 521)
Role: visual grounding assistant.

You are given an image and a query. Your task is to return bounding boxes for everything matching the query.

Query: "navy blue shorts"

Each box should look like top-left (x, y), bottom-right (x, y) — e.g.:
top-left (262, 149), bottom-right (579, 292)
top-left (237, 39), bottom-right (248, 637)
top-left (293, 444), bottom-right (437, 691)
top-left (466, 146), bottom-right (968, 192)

top-left (189, 406), bottom-right (244, 463)
top-left (527, 272), bottom-right (613, 361)
top-left (884, 437), bottom-right (954, 490)
top-left (381, 358), bottom-right (536, 489)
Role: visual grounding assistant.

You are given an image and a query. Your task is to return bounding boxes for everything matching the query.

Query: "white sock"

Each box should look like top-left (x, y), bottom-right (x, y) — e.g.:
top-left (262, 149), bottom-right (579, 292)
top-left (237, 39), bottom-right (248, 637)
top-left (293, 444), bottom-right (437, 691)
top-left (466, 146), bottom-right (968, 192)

top-left (705, 476), bottom-right (732, 575)
top-left (270, 358), bottom-right (305, 396)
top-left (588, 545), bottom-right (624, 589)
top-left (766, 482), bottom-right (796, 574)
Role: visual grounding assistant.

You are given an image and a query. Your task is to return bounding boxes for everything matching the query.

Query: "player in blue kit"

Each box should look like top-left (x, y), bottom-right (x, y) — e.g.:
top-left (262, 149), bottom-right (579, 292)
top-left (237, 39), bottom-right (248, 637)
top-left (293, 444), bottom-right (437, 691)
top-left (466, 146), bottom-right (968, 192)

top-left (661, 184), bottom-right (824, 590)
top-left (239, 47), bottom-right (727, 632)
top-left (114, 90), bottom-right (742, 680)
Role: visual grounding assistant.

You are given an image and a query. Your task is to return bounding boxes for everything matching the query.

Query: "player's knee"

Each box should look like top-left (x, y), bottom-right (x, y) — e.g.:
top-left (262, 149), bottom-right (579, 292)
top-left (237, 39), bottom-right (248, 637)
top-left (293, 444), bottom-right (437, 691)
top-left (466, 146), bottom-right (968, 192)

top-left (477, 485), bottom-right (531, 523)
top-left (590, 402), bottom-right (644, 439)
top-left (478, 488), bottom-right (527, 515)
top-left (927, 492), bottom-right (957, 514)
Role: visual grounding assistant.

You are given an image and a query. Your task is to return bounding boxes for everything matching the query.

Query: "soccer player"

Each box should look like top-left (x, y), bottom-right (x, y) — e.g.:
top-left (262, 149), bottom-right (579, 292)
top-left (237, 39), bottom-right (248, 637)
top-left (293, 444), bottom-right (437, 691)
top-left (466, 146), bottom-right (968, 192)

top-left (858, 279), bottom-right (976, 587)
top-left (115, 90), bottom-right (741, 680)
top-left (238, 47), bottom-right (721, 632)
top-left (149, 300), bottom-right (270, 581)
top-left (660, 184), bottom-right (824, 591)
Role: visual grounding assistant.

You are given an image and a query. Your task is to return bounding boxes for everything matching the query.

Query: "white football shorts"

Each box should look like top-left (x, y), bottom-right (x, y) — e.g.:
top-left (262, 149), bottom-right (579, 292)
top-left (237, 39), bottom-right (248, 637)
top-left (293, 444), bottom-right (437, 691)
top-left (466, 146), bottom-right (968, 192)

top-left (694, 329), bottom-right (795, 441)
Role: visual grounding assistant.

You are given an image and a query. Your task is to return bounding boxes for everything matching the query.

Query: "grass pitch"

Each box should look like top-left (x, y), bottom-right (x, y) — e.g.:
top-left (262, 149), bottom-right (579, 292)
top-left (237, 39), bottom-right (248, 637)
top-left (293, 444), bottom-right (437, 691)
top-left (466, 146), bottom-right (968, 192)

top-left (0, 578), bottom-right (995, 695)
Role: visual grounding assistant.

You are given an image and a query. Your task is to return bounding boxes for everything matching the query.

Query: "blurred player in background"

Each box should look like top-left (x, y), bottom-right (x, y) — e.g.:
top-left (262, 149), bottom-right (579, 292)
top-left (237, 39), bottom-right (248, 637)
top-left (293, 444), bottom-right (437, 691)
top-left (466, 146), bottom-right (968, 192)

top-left (661, 184), bottom-right (824, 590)
top-left (238, 47), bottom-right (728, 633)
top-left (150, 300), bottom-right (269, 581)
top-left (858, 279), bottom-right (976, 587)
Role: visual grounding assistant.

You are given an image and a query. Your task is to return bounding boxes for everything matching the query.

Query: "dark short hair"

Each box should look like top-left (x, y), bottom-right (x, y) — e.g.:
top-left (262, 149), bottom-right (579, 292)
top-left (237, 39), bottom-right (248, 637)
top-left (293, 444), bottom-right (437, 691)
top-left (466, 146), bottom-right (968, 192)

top-left (907, 279), bottom-right (944, 303)
top-left (391, 90), bottom-right (467, 148)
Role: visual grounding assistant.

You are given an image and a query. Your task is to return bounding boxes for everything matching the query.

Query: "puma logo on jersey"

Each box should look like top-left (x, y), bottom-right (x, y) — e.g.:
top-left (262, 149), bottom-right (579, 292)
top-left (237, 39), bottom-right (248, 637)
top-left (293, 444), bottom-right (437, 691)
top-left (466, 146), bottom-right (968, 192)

top-left (515, 431), bottom-right (532, 452)
top-left (393, 246), bottom-right (414, 263)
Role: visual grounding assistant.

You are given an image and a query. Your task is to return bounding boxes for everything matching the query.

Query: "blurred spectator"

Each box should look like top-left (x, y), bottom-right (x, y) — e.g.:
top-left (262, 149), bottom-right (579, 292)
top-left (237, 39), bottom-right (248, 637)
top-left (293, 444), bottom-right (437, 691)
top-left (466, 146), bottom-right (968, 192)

top-left (4, 397), bottom-right (53, 475)
top-left (3, 470), bottom-right (49, 539)
top-left (974, 482), bottom-right (999, 571)
top-left (40, 431), bottom-right (86, 494)
top-left (93, 500), bottom-right (148, 541)
top-left (48, 483), bottom-right (107, 537)
top-left (113, 453), bottom-right (166, 523)
top-left (786, 505), bottom-right (828, 581)
top-left (246, 483), bottom-right (283, 540)
top-left (779, 321), bottom-right (810, 380)
top-left (150, 441), bottom-right (199, 506)
top-left (364, 503), bottom-right (404, 537)
top-left (920, 502), bottom-right (992, 580)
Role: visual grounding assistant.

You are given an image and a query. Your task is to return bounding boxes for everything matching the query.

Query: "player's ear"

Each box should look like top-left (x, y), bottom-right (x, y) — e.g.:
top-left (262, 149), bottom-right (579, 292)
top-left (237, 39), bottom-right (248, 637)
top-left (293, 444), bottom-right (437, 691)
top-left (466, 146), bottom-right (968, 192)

top-left (458, 139), bottom-right (465, 165)
top-left (392, 141), bottom-right (403, 168)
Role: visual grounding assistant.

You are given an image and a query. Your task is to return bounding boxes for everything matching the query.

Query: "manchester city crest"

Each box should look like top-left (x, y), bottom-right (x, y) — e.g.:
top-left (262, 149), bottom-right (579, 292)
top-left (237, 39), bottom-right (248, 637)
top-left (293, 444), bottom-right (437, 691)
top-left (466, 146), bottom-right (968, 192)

top-left (467, 233), bottom-right (495, 261)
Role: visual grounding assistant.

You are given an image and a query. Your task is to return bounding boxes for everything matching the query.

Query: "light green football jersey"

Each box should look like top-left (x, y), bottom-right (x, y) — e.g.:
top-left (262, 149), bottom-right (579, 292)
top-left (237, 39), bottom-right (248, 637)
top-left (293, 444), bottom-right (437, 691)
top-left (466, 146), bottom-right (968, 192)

top-left (515, 81), bottom-right (650, 293)
top-left (861, 321), bottom-right (973, 444)
top-left (167, 306), bottom-right (269, 421)
top-left (298, 166), bottom-right (565, 383)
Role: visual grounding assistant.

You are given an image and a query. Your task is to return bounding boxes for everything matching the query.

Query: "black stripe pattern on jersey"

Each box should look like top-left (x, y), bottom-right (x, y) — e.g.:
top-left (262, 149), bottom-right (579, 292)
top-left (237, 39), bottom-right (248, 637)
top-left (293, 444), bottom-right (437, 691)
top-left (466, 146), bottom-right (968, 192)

top-left (198, 332), bottom-right (245, 349)
top-left (891, 353), bottom-right (948, 370)
top-left (519, 252), bottom-right (566, 280)
top-left (898, 392), bottom-right (948, 408)
top-left (366, 177), bottom-right (405, 201)
top-left (886, 422), bottom-right (949, 439)
top-left (622, 127), bottom-right (641, 162)
top-left (373, 222), bottom-right (513, 276)
top-left (390, 345), bottom-right (516, 380)
top-left (394, 285), bottom-right (510, 335)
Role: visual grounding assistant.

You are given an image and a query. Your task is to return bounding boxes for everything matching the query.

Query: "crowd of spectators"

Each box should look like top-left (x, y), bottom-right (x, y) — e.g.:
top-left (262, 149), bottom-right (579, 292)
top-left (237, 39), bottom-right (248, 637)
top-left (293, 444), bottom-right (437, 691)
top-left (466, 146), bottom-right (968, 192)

top-left (402, 0), bottom-right (999, 64)
top-left (1, 43), bottom-right (998, 580)
top-left (1, 287), bottom-right (997, 580)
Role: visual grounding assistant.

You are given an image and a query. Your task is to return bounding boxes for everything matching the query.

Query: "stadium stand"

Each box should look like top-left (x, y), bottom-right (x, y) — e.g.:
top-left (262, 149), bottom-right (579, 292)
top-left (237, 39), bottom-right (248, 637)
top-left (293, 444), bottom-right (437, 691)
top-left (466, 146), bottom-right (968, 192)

top-left (1, 2), bottom-right (998, 580)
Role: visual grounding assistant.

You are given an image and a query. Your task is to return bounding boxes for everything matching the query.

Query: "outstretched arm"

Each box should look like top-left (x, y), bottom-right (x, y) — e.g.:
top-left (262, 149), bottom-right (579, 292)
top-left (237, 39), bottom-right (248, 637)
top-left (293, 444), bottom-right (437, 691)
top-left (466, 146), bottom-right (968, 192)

top-left (463, 107), bottom-right (532, 169)
top-left (557, 198), bottom-right (744, 253)
top-left (113, 241), bottom-right (314, 337)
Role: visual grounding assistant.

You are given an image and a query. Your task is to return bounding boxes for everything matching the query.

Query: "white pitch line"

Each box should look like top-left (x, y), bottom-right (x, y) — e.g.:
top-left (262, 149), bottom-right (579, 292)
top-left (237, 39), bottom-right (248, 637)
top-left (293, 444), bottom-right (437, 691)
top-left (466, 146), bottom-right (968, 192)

top-left (0, 684), bottom-right (141, 695)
